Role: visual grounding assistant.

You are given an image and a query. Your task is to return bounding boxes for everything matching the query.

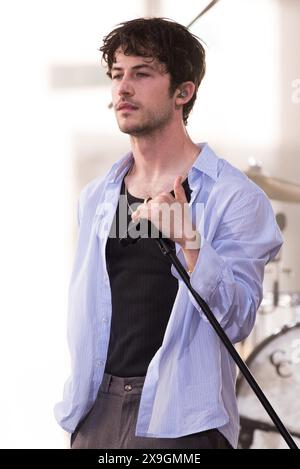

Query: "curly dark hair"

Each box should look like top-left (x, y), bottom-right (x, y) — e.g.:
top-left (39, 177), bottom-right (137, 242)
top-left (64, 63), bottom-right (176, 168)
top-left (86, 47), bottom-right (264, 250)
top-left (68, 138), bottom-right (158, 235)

top-left (99, 17), bottom-right (206, 125)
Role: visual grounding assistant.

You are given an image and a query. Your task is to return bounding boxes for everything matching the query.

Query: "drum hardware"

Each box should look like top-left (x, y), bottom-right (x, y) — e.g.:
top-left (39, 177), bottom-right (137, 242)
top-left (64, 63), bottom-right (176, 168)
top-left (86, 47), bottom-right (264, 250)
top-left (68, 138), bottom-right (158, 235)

top-left (260, 268), bottom-right (294, 315)
top-left (275, 212), bottom-right (287, 232)
top-left (260, 210), bottom-right (294, 313)
top-left (282, 268), bottom-right (293, 275)
top-left (239, 416), bottom-right (300, 449)
top-left (245, 159), bottom-right (300, 203)
top-left (237, 323), bottom-right (300, 449)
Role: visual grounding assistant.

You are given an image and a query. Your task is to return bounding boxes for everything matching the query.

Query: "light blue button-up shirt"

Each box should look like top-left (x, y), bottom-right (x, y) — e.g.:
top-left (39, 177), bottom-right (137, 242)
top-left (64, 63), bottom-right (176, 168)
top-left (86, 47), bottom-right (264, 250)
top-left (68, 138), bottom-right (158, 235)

top-left (54, 143), bottom-right (283, 448)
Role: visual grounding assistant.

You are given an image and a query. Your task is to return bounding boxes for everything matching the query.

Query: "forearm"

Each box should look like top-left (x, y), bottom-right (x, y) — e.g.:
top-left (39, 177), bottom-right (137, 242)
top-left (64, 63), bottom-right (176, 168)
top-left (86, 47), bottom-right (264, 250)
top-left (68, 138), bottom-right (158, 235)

top-left (182, 247), bottom-right (200, 273)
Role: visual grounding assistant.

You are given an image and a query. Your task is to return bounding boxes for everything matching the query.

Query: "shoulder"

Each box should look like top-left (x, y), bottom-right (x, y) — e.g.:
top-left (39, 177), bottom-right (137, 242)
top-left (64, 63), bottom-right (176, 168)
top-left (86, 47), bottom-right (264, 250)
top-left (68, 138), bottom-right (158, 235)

top-left (211, 161), bottom-right (278, 237)
top-left (215, 156), bottom-right (269, 206)
top-left (195, 143), bottom-right (266, 204)
top-left (196, 144), bottom-right (275, 225)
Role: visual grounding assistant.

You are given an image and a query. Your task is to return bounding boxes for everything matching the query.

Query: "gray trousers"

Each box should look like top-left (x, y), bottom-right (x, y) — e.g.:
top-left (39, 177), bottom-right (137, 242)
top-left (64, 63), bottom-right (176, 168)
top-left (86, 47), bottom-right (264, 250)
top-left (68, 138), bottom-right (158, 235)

top-left (71, 373), bottom-right (232, 449)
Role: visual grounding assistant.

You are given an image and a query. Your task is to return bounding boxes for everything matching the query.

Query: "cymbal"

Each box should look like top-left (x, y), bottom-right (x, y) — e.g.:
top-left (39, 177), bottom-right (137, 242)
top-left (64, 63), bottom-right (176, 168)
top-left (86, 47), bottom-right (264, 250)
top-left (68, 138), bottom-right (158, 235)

top-left (245, 168), bottom-right (300, 203)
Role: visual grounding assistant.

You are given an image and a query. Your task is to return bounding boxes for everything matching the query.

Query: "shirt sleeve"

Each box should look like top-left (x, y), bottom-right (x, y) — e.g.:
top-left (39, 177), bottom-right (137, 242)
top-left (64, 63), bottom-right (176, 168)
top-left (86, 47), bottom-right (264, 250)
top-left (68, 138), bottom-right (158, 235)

top-left (171, 191), bottom-right (283, 343)
top-left (77, 198), bottom-right (81, 228)
top-left (76, 174), bottom-right (106, 229)
top-left (76, 185), bottom-right (88, 228)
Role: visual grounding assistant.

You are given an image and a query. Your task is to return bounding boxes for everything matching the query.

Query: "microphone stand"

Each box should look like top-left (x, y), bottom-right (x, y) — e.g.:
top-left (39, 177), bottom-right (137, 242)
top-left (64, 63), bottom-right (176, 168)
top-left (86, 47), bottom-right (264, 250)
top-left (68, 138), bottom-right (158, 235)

top-left (153, 236), bottom-right (298, 449)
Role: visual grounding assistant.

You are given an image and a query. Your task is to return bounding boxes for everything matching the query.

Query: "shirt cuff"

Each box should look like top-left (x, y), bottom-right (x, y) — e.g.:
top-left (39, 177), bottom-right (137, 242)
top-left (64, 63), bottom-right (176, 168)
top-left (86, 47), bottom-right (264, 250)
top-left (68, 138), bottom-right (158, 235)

top-left (171, 240), bottom-right (225, 305)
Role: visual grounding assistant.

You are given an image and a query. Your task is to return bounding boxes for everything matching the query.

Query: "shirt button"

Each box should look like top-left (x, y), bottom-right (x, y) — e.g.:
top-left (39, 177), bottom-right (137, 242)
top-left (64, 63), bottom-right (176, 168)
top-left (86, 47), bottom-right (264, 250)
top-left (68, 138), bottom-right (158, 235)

top-left (102, 318), bottom-right (108, 323)
top-left (98, 361), bottom-right (104, 367)
top-left (124, 384), bottom-right (132, 392)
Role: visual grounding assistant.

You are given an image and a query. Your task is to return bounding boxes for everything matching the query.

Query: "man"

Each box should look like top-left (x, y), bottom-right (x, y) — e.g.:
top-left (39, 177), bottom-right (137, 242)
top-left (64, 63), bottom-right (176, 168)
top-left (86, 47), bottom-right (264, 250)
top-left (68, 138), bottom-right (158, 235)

top-left (54, 18), bottom-right (283, 449)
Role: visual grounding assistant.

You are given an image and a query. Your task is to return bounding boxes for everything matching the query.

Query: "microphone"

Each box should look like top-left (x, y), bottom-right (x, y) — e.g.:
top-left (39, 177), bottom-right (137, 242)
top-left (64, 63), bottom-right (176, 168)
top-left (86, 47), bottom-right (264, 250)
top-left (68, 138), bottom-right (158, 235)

top-left (119, 218), bottom-right (158, 247)
top-left (119, 216), bottom-right (176, 256)
top-left (119, 196), bottom-right (161, 247)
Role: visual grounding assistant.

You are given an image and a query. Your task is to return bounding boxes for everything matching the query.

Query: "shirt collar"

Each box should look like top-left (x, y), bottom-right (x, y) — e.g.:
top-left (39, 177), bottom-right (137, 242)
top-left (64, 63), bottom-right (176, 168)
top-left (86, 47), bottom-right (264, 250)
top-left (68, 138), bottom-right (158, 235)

top-left (109, 142), bottom-right (219, 184)
top-left (191, 143), bottom-right (219, 182)
top-left (109, 151), bottom-right (134, 184)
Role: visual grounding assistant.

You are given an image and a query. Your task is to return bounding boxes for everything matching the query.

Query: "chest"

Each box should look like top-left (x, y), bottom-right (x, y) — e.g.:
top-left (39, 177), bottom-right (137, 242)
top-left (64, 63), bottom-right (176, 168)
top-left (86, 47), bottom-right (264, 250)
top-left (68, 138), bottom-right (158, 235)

top-left (125, 174), bottom-right (179, 199)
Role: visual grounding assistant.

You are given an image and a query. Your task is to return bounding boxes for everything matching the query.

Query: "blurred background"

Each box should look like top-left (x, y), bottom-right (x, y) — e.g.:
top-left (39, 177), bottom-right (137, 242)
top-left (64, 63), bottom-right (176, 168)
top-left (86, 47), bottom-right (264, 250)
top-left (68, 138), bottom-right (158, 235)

top-left (0, 0), bottom-right (299, 449)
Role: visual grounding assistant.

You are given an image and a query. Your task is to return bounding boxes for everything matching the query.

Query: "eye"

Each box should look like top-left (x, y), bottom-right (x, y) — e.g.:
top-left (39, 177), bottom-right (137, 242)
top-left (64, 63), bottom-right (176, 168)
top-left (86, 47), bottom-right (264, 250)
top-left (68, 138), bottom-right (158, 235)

top-left (112, 74), bottom-right (122, 80)
top-left (136, 72), bottom-right (149, 77)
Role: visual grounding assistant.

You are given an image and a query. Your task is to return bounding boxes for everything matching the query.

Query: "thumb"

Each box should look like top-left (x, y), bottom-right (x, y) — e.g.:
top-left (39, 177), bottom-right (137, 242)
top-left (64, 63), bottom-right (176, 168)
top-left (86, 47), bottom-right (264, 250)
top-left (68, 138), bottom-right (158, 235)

top-left (173, 175), bottom-right (187, 203)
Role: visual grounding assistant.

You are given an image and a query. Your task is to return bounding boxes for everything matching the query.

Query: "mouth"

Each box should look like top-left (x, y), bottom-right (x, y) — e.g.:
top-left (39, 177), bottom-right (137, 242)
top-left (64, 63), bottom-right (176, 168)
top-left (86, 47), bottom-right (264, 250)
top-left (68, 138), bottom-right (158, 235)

top-left (117, 104), bottom-right (139, 112)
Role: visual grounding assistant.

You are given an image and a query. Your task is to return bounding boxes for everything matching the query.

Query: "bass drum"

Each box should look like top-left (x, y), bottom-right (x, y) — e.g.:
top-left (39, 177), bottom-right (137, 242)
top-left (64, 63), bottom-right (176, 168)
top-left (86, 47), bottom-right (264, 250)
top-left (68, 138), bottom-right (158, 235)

top-left (237, 322), bottom-right (300, 449)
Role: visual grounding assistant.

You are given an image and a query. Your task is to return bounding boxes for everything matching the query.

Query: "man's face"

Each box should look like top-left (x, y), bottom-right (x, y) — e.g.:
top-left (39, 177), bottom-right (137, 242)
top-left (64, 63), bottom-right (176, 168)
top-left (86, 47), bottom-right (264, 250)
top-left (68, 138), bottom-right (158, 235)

top-left (111, 49), bottom-right (176, 136)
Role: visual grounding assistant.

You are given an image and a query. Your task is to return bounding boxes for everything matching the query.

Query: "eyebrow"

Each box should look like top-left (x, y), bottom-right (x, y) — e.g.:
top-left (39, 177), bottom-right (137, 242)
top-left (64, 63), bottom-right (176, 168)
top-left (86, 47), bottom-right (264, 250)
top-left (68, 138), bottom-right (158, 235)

top-left (111, 64), bottom-right (157, 73)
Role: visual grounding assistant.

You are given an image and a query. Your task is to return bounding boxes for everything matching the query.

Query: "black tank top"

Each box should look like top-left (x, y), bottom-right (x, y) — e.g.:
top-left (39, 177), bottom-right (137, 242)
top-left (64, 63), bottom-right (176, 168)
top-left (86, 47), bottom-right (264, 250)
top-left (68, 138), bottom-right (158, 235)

top-left (104, 173), bottom-right (192, 377)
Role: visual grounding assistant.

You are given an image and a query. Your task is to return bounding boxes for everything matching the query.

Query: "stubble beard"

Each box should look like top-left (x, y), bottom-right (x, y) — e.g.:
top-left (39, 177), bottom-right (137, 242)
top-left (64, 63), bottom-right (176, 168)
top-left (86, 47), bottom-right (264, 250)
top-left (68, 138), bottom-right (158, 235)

top-left (117, 104), bottom-right (173, 137)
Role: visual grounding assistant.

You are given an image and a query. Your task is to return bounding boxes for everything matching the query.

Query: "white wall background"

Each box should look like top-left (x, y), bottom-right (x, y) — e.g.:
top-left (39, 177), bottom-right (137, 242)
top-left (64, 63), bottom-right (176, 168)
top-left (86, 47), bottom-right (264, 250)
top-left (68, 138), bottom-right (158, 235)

top-left (0, 0), bottom-right (298, 448)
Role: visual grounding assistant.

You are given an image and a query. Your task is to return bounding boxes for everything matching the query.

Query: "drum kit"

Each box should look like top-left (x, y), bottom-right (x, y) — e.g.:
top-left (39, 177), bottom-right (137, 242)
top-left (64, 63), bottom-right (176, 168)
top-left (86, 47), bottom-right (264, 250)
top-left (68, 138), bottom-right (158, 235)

top-left (237, 162), bottom-right (300, 449)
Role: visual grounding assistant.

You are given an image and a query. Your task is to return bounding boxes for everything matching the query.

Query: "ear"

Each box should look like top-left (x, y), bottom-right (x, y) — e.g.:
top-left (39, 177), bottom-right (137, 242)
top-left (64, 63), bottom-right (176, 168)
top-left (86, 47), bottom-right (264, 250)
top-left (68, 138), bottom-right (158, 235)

top-left (175, 81), bottom-right (196, 105)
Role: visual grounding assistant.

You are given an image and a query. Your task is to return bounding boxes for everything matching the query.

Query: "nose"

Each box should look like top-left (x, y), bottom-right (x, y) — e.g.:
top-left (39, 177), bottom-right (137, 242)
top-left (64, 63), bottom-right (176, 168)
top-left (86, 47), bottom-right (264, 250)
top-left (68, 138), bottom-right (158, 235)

top-left (118, 76), bottom-right (134, 97)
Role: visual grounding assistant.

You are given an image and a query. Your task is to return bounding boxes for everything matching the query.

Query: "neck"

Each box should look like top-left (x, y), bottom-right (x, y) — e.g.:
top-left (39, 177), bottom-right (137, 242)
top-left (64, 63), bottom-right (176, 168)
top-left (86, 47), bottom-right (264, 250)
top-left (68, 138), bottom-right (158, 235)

top-left (128, 120), bottom-right (201, 181)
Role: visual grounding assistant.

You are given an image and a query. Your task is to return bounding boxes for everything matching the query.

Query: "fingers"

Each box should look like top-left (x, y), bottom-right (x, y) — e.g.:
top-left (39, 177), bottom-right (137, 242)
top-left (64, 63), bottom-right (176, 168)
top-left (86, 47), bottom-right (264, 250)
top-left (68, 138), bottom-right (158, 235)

top-left (173, 175), bottom-right (187, 203)
top-left (131, 203), bottom-right (150, 223)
